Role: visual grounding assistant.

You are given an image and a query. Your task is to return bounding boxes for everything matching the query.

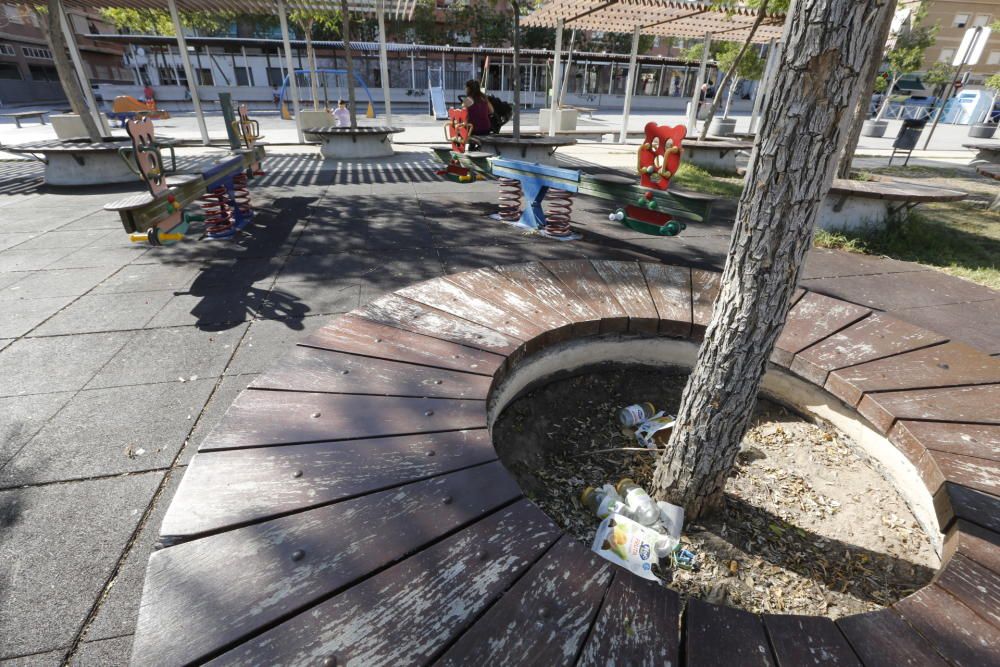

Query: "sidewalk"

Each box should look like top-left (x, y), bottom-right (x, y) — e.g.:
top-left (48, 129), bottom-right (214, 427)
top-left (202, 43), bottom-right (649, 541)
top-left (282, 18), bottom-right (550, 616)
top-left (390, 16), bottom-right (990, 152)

top-left (0, 144), bottom-right (996, 665)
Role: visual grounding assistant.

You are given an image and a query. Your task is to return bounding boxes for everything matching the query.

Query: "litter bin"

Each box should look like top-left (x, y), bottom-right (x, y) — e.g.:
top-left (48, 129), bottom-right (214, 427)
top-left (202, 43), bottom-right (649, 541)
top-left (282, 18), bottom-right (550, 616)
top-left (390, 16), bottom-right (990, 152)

top-left (890, 118), bottom-right (926, 165)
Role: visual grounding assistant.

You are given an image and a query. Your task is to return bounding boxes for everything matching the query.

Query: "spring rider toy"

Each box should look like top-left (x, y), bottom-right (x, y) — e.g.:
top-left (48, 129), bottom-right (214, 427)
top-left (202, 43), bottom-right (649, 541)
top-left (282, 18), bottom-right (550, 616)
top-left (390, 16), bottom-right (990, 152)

top-left (609, 122), bottom-right (688, 236)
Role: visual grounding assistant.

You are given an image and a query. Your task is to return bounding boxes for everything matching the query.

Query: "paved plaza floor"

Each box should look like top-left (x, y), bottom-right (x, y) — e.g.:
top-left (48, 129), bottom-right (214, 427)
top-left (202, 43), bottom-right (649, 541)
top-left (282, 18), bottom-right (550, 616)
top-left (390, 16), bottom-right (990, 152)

top-left (0, 134), bottom-right (997, 664)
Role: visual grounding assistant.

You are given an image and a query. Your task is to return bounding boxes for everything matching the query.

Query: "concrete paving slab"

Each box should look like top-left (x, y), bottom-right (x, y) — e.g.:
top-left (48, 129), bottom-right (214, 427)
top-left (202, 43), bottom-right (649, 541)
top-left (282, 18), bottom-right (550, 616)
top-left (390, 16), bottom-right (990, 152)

top-left (0, 471), bottom-right (161, 660)
top-left (0, 267), bottom-right (119, 301)
top-left (0, 249), bottom-right (72, 273)
top-left (0, 392), bottom-right (74, 468)
top-left (225, 316), bottom-right (327, 376)
top-left (12, 229), bottom-right (117, 252)
top-left (145, 288), bottom-right (267, 330)
top-left (30, 290), bottom-right (175, 336)
top-left (88, 262), bottom-right (200, 295)
top-left (275, 248), bottom-right (443, 285)
top-left (0, 295), bottom-right (76, 338)
top-left (0, 380), bottom-right (214, 486)
top-left (0, 233), bottom-right (38, 252)
top-left (45, 246), bottom-right (147, 270)
top-left (265, 281), bottom-right (360, 317)
top-left (0, 332), bottom-right (130, 397)
top-left (86, 324), bottom-right (247, 389)
top-left (0, 647), bottom-right (63, 666)
top-left (58, 211), bottom-right (128, 231)
top-left (185, 373), bottom-right (257, 461)
top-left (69, 635), bottom-right (133, 666)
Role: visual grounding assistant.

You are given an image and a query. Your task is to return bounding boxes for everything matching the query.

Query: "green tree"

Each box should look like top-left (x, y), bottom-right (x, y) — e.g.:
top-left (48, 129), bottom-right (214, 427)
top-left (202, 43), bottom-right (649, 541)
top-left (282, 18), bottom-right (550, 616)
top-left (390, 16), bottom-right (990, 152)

top-left (922, 61), bottom-right (954, 97)
top-left (100, 7), bottom-right (233, 36)
top-left (982, 72), bottom-right (1000, 124)
top-left (716, 41), bottom-right (764, 119)
top-left (874, 1), bottom-right (936, 120)
top-left (289, 10), bottom-right (341, 109)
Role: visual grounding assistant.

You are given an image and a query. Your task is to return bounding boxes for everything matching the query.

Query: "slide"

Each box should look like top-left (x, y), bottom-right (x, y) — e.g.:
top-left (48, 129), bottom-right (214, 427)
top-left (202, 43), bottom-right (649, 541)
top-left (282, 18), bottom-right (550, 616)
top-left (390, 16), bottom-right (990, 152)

top-left (429, 86), bottom-right (448, 120)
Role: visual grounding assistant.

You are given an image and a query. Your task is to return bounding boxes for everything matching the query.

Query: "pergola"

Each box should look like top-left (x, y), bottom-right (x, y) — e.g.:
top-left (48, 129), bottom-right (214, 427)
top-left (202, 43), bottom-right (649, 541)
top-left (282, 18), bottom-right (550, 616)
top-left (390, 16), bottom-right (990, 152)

top-left (58, 0), bottom-right (416, 144)
top-left (521, 0), bottom-right (786, 140)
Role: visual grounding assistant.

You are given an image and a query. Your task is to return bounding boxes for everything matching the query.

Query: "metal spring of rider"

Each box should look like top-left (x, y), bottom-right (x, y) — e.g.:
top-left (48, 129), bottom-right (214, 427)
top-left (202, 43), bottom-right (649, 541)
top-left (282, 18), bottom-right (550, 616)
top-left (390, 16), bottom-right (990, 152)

top-left (199, 185), bottom-right (235, 238)
top-left (543, 188), bottom-right (575, 237)
top-left (232, 172), bottom-right (254, 220)
top-left (497, 177), bottom-right (523, 222)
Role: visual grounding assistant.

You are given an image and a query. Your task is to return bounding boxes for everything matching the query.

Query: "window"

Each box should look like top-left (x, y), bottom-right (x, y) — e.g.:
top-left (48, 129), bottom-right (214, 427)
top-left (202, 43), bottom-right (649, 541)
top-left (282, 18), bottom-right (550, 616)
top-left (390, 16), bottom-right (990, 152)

top-left (939, 48), bottom-right (956, 62)
top-left (28, 64), bottom-right (58, 81)
top-left (0, 43), bottom-right (15, 57)
top-left (22, 46), bottom-right (53, 60)
top-left (953, 13), bottom-right (969, 28)
top-left (266, 66), bottom-right (284, 87)
top-left (234, 66), bottom-right (253, 86)
top-left (0, 62), bottom-right (22, 79)
top-left (988, 51), bottom-right (1000, 65)
top-left (158, 66), bottom-right (183, 85)
top-left (195, 68), bottom-right (213, 85)
top-left (973, 14), bottom-right (991, 28)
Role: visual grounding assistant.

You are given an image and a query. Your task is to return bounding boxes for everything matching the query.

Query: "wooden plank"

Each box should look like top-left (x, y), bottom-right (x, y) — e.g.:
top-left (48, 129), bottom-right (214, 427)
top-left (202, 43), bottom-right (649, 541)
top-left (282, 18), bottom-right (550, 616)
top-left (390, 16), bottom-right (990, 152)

top-left (397, 279), bottom-right (547, 343)
top-left (836, 609), bottom-right (948, 667)
top-left (360, 294), bottom-right (522, 356)
top-left (763, 614), bottom-right (861, 667)
top-left (160, 429), bottom-right (497, 540)
top-left (893, 584), bottom-right (1000, 667)
top-left (772, 292), bottom-right (870, 368)
top-left (935, 482), bottom-right (1000, 534)
top-left (134, 463), bottom-right (523, 666)
top-left (825, 342), bottom-right (1000, 407)
top-left (199, 391), bottom-right (487, 451)
top-left (858, 384), bottom-right (1000, 434)
top-left (443, 267), bottom-right (575, 343)
top-left (590, 260), bottom-right (661, 335)
top-left (790, 313), bottom-right (947, 386)
top-left (927, 451), bottom-right (1000, 497)
top-left (890, 421), bottom-right (1000, 462)
top-left (944, 520), bottom-right (1000, 575)
top-left (576, 572), bottom-right (680, 667)
top-left (303, 313), bottom-right (506, 376)
top-left (934, 553), bottom-right (1000, 629)
top-left (252, 347), bottom-right (492, 399)
top-left (542, 259), bottom-right (629, 333)
top-left (685, 597), bottom-right (775, 666)
top-left (493, 262), bottom-right (603, 337)
top-left (690, 269), bottom-right (721, 338)
top-left (435, 536), bottom-right (612, 666)
top-left (641, 262), bottom-right (692, 338)
top-left (204, 500), bottom-right (561, 667)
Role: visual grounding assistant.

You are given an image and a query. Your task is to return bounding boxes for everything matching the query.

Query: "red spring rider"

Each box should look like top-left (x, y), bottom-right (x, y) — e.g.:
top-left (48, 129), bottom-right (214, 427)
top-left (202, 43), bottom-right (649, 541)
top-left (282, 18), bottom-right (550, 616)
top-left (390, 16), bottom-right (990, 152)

top-left (437, 108), bottom-right (476, 183)
top-left (609, 122), bottom-right (687, 236)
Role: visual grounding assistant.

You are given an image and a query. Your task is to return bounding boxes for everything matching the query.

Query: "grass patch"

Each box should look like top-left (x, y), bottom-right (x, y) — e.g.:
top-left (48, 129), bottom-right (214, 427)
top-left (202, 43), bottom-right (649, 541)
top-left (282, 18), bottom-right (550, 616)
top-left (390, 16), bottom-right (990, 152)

top-left (672, 163), bottom-right (745, 198)
top-left (814, 204), bottom-right (1000, 289)
top-left (867, 165), bottom-right (967, 180)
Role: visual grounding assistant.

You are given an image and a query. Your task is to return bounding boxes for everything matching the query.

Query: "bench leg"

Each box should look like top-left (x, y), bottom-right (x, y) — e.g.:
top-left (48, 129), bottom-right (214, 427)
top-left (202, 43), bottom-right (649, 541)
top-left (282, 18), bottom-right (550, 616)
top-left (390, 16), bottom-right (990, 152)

top-left (14, 118), bottom-right (21, 129)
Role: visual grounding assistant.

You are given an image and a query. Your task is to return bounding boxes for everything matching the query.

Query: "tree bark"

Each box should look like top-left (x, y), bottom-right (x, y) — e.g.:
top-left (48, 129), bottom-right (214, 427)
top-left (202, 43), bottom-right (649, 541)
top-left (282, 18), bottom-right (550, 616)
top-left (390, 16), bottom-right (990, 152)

top-left (339, 0), bottom-right (357, 128)
top-left (697, 0), bottom-right (769, 140)
top-left (303, 18), bottom-right (320, 110)
top-left (42, 0), bottom-right (100, 141)
top-left (653, 0), bottom-right (896, 521)
top-left (836, 2), bottom-right (896, 179)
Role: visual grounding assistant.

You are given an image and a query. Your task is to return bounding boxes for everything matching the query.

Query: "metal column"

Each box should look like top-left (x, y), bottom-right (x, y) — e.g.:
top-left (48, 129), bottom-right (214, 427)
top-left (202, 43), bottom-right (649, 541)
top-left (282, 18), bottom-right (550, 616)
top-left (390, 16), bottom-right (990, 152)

top-left (277, 0), bottom-right (304, 143)
top-left (167, 0), bottom-right (209, 145)
top-left (548, 18), bottom-right (563, 137)
top-left (376, 0), bottom-right (392, 124)
top-left (619, 25), bottom-right (640, 144)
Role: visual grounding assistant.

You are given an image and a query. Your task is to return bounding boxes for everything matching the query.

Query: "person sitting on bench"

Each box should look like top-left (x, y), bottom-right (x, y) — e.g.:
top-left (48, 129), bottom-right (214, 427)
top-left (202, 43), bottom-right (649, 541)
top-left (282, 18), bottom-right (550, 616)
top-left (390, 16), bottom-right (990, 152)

top-left (462, 80), bottom-right (493, 136)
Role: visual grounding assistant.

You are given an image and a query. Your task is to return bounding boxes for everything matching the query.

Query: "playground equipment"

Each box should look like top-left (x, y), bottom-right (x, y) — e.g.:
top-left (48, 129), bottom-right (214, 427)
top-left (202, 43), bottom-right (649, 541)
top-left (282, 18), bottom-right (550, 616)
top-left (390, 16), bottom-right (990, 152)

top-left (608, 122), bottom-right (688, 236)
top-left (107, 95), bottom-right (170, 126)
top-left (278, 69), bottom-right (376, 120)
top-left (437, 108), bottom-right (479, 183)
top-left (104, 108), bottom-right (265, 246)
top-left (428, 66), bottom-right (448, 120)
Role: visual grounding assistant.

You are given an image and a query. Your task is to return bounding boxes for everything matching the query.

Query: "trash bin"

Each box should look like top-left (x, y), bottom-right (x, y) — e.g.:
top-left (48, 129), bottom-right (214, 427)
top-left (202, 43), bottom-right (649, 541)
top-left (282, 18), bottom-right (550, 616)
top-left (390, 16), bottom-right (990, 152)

top-left (889, 118), bottom-right (927, 166)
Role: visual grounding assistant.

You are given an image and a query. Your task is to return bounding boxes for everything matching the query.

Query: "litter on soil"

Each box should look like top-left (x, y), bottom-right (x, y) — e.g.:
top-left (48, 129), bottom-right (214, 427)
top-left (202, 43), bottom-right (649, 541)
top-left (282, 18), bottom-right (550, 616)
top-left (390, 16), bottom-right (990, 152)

top-left (491, 365), bottom-right (939, 618)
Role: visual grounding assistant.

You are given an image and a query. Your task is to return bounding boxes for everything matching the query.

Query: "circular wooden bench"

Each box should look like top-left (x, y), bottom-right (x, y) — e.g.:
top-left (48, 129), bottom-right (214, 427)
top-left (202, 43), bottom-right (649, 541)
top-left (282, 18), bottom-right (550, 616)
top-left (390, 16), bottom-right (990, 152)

top-left (476, 135), bottom-right (578, 166)
top-left (131, 260), bottom-right (1000, 665)
top-left (3, 138), bottom-right (139, 186)
top-left (682, 138), bottom-right (754, 174)
top-left (962, 140), bottom-right (1000, 165)
top-left (822, 178), bottom-right (967, 232)
top-left (304, 126), bottom-right (405, 159)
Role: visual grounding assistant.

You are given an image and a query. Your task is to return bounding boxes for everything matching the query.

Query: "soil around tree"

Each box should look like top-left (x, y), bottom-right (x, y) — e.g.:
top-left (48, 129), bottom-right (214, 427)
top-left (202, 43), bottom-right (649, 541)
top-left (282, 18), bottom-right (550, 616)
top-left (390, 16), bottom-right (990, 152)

top-left (492, 365), bottom-right (939, 617)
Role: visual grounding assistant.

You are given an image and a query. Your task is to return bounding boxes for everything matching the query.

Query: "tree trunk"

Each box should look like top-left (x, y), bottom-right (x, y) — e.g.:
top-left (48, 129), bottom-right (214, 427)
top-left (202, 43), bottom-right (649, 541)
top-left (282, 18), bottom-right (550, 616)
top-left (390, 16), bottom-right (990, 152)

top-left (42, 0), bottom-right (100, 141)
top-left (836, 1), bottom-right (896, 179)
top-left (723, 76), bottom-right (739, 120)
top-left (303, 18), bottom-right (320, 110)
top-left (339, 0), bottom-right (357, 128)
top-left (875, 73), bottom-right (902, 120)
top-left (697, 0), bottom-right (769, 141)
top-left (653, 0), bottom-right (897, 521)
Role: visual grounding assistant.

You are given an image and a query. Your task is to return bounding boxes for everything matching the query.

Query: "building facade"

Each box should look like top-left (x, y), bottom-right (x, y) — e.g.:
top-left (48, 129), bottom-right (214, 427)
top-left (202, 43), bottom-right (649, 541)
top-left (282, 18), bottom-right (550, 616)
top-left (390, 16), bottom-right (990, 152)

top-left (902, 0), bottom-right (999, 83)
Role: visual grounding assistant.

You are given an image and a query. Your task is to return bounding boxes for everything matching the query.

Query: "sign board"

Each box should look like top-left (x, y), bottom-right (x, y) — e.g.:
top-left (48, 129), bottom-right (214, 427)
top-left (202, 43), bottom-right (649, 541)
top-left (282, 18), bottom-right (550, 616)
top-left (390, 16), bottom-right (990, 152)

top-left (953, 26), bottom-right (992, 66)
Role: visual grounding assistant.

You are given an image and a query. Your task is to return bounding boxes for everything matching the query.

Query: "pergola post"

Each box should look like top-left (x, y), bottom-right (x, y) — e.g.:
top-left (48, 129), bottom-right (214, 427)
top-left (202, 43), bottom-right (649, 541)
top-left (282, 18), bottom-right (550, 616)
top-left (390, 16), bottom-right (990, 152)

top-left (618, 25), bottom-right (640, 144)
top-left (548, 18), bottom-right (563, 136)
top-left (276, 0), bottom-right (304, 143)
top-left (57, 0), bottom-right (109, 136)
top-left (167, 0), bottom-right (209, 145)
top-left (512, 0), bottom-right (521, 141)
top-left (376, 0), bottom-right (392, 125)
top-left (686, 32), bottom-right (711, 134)
top-left (749, 38), bottom-right (778, 135)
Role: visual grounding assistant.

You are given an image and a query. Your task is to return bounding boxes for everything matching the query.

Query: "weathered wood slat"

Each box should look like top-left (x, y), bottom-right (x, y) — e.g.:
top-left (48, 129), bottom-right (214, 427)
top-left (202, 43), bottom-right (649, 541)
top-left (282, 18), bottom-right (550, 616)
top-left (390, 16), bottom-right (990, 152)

top-left (933, 553), bottom-right (1000, 629)
top-left (252, 347), bottom-right (492, 399)
top-left (397, 279), bottom-right (547, 343)
top-left (772, 293), bottom-right (870, 368)
top-left (435, 536), bottom-right (611, 666)
top-left (303, 313), bottom-right (505, 376)
top-left (199, 391), bottom-right (487, 451)
top-left (590, 260), bottom-right (660, 334)
top-left (576, 572), bottom-right (680, 667)
top-left (134, 463), bottom-right (523, 667)
top-left (160, 429), bottom-right (497, 540)
top-left (944, 520), bottom-right (1000, 575)
top-left (493, 262), bottom-right (603, 337)
top-left (640, 262), bottom-right (692, 338)
top-left (935, 481), bottom-right (1000, 534)
top-left (763, 614), bottom-right (861, 667)
top-left (690, 269), bottom-right (721, 338)
top-left (925, 451), bottom-right (1000, 497)
top-left (893, 584), bottom-right (1000, 667)
top-left (360, 294), bottom-right (522, 356)
top-left (890, 421), bottom-right (1000, 462)
top-left (790, 313), bottom-right (947, 386)
top-left (205, 500), bottom-right (561, 667)
top-left (543, 259), bottom-right (630, 332)
top-left (825, 342), bottom-right (1000, 406)
top-left (836, 609), bottom-right (949, 667)
top-left (858, 384), bottom-right (1000, 433)
top-left (685, 598), bottom-right (775, 666)
top-left (443, 267), bottom-right (575, 344)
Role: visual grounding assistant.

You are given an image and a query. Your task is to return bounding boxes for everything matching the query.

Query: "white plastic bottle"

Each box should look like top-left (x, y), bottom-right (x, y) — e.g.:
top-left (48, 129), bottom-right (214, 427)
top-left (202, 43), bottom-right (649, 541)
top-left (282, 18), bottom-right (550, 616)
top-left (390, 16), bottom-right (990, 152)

top-left (615, 478), bottom-right (660, 526)
top-left (580, 485), bottom-right (630, 519)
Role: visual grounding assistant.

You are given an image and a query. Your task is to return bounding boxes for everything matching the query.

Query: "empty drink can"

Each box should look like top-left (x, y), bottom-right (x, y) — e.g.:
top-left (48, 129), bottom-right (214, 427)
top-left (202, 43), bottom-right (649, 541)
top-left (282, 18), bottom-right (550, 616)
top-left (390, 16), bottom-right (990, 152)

top-left (618, 402), bottom-right (656, 427)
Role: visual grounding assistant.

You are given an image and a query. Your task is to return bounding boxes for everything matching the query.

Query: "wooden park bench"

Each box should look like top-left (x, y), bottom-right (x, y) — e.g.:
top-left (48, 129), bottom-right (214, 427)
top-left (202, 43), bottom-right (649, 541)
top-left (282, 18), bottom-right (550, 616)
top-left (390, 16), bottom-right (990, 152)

top-left (0, 110), bottom-right (47, 128)
top-left (476, 134), bottom-right (577, 165)
top-left (130, 259), bottom-right (999, 666)
top-left (563, 104), bottom-right (597, 119)
top-left (822, 177), bottom-right (967, 232)
top-left (303, 125), bottom-right (404, 159)
top-left (3, 138), bottom-right (143, 187)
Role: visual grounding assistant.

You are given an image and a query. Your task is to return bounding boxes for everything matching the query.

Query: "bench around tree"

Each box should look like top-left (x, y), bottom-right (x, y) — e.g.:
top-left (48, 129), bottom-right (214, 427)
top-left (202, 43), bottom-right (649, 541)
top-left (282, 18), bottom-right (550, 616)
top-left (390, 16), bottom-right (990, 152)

top-left (304, 125), bottom-right (404, 159)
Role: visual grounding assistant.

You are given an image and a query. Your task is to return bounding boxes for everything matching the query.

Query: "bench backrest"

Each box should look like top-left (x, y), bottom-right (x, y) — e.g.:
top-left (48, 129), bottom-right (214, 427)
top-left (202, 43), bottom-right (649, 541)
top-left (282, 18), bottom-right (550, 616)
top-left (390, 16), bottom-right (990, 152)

top-left (638, 122), bottom-right (685, 190)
